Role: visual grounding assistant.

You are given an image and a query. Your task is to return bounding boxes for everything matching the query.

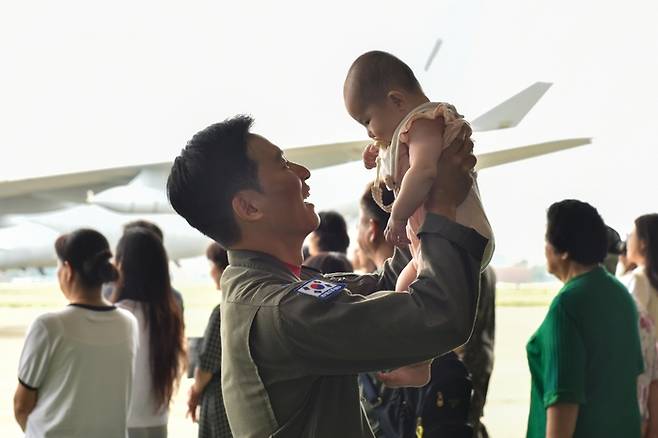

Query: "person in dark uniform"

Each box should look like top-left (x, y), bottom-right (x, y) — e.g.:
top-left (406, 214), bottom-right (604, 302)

top-left (459, 266), bottom-right (496, 438)
top-left (166, 115), bottom-right (486, 438)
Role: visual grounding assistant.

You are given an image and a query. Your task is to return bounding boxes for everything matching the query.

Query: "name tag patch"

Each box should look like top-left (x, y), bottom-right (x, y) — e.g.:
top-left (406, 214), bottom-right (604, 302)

top-left (295, 278), bottom-right (346, 300)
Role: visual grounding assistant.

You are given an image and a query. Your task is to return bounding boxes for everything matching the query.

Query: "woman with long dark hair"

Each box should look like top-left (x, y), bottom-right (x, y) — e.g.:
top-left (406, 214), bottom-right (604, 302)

top-left (114, 228), bottom-right (186, 438)
top-left (14, 229), bottom-right (139, 437)
top-left (625, 214), bottom-right (658, 332)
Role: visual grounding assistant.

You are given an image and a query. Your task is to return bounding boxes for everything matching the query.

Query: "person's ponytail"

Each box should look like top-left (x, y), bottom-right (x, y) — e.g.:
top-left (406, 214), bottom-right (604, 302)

top-left (82, 249), bottom-right (118, 285)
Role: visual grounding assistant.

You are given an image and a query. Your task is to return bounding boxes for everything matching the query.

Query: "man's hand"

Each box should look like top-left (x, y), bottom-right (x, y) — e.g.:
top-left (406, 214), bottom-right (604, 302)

top-left (362, 143), bottom-right (379, 170)
top-left (186, 385), bottom-right (201, 423)
top-left (384, 218), bottom-right (411, 247)
top-left (424, 136), bottom-right (476, 219)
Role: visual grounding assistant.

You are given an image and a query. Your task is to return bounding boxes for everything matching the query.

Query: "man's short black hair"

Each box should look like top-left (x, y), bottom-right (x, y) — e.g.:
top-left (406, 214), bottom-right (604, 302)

top-left (167, 115), bottom-right (259, 248)
top-left (346, 51), bottom-right (423, 104)
top-left (546, 199), bottom-right (607, 265)
top-left (314, 211), bottom-right (350, 254)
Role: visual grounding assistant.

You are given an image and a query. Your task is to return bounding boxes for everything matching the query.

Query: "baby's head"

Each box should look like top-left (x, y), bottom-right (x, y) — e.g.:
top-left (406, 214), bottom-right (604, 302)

top-left (344, 51), bottom-right (426, 143)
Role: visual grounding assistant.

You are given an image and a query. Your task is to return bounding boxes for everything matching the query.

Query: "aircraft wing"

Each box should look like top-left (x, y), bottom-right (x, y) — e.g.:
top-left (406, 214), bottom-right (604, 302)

top-left (0, 163), bottom-right (170, 200)
top-left (475, 137), bottom-right (592, 171)
top-left (0, 136), bottom-right (590, 218)
top-left (0, 141), bottom-right (368, 217)
top-left (284, 140), bottom-right (367, 169)
top-left (0, 163), bottom-right (171, 216)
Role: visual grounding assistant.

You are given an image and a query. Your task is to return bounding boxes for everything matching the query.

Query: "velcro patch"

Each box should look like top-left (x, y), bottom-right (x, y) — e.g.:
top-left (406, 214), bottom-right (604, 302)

top-left (295, 278), bottom-right (346, 300)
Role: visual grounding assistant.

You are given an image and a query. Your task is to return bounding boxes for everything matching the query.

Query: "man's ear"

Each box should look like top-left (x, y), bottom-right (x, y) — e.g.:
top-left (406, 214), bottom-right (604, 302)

top-left (387, 90), bottom-right (407, 111)
top-left (232, 191), bottom-right (264, 222)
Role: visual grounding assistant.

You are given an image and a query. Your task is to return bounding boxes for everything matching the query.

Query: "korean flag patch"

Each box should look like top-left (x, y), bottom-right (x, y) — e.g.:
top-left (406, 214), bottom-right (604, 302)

top-left (295, 278), bottom-right (346, 300)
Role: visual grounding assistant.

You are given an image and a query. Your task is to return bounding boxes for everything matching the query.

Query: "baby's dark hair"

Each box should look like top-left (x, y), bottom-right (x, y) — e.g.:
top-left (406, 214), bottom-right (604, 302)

top-left (345, 51), bottom-right (423, 105)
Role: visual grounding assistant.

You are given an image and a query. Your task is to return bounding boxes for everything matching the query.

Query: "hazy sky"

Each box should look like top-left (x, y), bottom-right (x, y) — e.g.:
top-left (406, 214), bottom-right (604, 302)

top-left (1, 0), bottom-right (657, 264)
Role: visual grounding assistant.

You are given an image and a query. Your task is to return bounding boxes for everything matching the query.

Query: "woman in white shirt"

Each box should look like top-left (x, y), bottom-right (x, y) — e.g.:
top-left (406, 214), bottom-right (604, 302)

top-left (625, 214), bottom-right (658, 335)
top-left (13, 229), bottom-right (139, 437)
top-left (113, 228), bottom-right (186, 438)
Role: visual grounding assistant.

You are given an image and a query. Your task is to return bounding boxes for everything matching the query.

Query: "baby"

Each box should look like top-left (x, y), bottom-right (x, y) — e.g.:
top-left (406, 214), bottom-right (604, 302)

top-left (344, 51), bottom-right (494, 387)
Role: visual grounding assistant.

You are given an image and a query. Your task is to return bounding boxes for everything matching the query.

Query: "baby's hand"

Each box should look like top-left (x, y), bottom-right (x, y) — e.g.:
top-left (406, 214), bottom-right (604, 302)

top-left (384, 218), bottom-right (411, 247)
top-left (362, 143), bottom-right (379, 169)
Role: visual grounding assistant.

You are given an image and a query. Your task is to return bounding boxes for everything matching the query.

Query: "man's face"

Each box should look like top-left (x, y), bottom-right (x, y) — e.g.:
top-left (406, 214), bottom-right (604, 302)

top-left (246, 134), bottom-right (320, 239)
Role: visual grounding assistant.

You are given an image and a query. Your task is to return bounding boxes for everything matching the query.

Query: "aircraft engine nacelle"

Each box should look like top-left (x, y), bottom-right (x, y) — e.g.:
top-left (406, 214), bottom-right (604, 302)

top-left (88, 184), bottom-right (174, 214)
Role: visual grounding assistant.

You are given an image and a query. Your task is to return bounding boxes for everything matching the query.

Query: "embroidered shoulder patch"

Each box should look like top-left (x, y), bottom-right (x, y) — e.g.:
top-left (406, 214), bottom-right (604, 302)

top-left (295, 278), bottom-right (346, 300)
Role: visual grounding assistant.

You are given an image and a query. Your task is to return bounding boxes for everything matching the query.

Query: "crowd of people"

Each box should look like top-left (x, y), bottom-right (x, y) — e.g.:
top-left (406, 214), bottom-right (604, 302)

top-left (11, 49), bottom-right (658, 438)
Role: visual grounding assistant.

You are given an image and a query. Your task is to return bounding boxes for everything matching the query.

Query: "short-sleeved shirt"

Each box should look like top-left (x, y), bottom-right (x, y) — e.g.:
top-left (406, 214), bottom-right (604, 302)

top-left (18, 304), bottom-right (139, 438)
top-left (526, 266), bottom-right (643, 437)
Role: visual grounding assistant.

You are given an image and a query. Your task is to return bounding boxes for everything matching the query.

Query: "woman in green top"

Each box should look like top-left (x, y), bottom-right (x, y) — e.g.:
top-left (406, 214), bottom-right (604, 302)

top-left (526, 200), bottom-right (644, 438)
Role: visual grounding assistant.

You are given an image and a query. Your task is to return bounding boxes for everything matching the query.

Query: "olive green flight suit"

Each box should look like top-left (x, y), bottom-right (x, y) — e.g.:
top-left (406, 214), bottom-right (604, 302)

top-left (220, 213), bottom-right (487, 437)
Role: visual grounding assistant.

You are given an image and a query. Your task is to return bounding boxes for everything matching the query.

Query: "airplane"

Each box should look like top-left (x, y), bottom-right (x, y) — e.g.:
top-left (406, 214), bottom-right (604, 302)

top-left (0, 81), bottom-right (591, 270)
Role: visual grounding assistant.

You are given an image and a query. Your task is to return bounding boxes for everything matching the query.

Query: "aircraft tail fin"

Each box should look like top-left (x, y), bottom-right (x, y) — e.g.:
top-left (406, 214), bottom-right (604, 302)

top-left (476, 137), bottom-right (591, 171)
top-left (471, 82), bottom-right (552, 132)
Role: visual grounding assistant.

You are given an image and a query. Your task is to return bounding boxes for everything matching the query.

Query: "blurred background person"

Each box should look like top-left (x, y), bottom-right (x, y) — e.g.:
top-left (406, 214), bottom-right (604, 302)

top-left (623, 214), bottom-right (658, 334)
top-left (458, 265), bottom-right (496, 438)
top-left (113, 229), bottom-right (186, 438)
top-left (304, 251), bottom-right (353, 274)
top-left (615, 216), bottom-right (658, 437)
top-left (186, 242), bottom-right (233, 438)
top-left (356, 184), bottom-right (395, 271)
top-left (14, 229), bottom-right (138, 437)
top-left (350, 246), bottom-right (377, 274)
top-left (307, 210), bottom-right (350, 256)
top-left (103, 220), bottom-right (185, 315)
top-left (633, 296), bottom-right (658, 438)
top-left (526, 200), bottom-right (643, 437)
top-left (355, 183), bottom-right (474, 437)
top-left (603, 225), bottom-right (624, 275)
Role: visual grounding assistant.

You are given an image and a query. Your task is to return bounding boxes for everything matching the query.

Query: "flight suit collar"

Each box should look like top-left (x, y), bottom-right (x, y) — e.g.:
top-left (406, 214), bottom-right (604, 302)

top-left (227, 249), bottom-right (319, 282)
